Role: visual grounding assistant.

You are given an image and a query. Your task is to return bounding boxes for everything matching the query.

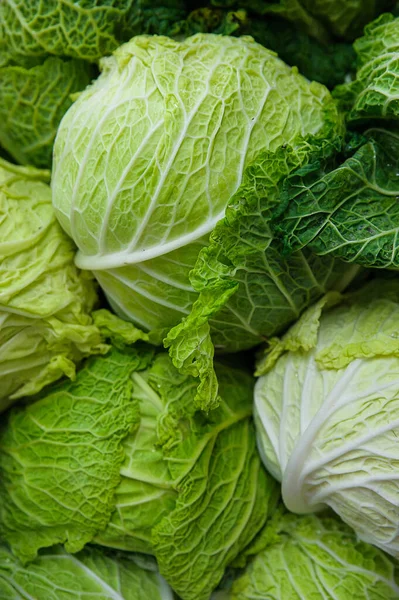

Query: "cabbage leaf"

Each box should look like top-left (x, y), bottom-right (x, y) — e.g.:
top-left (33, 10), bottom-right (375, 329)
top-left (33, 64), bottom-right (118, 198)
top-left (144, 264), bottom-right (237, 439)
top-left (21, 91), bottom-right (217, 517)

top-left (0, 544), bottom-right (173, 600)
top-left (0, 58), bottom-right (94, 168)
top-left (274, 129), bottom-right (399, 269)
top-left (229, 512), bottom-right (399, 599)
top-left (334, 14), bottom-right (399, 122)
top-left (0, 159), bottom-right (107, 409)
top-left (0, 347), bottom-right (149, 563)
top-left (0, 347), bottom-right (278, 600)
top-left (0, 0), bottom-right (185, 67)
top-left (255, 279), bottom-right (399, 558)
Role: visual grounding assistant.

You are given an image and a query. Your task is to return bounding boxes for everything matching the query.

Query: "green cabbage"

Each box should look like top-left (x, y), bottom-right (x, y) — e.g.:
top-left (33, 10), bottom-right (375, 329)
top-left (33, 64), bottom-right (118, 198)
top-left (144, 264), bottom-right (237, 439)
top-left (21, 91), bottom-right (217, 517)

top-left (52, 33), bottom-right (345, 353)
top-left (334, 14), bottom-right (399, 122)
top-left (0, 544), bottom-right (173, 599)
top-left (0, 0), bottom-right (185, 67)
top-left (254, 279), bottom-right (399, 558)
top-left (0, 345), bottom-right (278, 600)
top-left (0, 159), bottom-right (107, 410)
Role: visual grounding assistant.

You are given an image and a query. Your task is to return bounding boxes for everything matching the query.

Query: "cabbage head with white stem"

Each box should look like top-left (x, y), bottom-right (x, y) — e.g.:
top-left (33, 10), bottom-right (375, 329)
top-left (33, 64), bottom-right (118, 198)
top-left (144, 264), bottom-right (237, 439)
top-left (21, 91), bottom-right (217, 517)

top-left (254, 278), bottom-right (399, 558)
top-left (52, 33), bottom-right (344, 350)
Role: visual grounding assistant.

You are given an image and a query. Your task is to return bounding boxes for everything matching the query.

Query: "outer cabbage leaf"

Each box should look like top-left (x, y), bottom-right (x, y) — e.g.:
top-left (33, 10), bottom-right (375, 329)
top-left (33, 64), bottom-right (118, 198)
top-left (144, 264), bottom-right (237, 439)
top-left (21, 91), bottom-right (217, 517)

top-left (0, 57), bottom-right (94, 168)
top-left (0, 347), bottom-right (152, 563)
top-left (52, 33), bottom-right (342, 346)
top-left (165, 132), bottom-right (359, 409)
top-left (0, 159), bottom-right (107, 410)
top-left (334, 14), bottom-right (399, 123)
top-left (274, 129), bottom-right (399, 269)
top-left (229, 512), bottom-right (399, 600)
top-left (96, 353), bottom-right (279, 600)
top-left (0, 544), bottom-right (173, 600)
top-left (254, 278), bottom-right (399, 558)
top-left (0, 345), bottom-right (278, 599)
top-left (0, 0), bottom-right (185, 67)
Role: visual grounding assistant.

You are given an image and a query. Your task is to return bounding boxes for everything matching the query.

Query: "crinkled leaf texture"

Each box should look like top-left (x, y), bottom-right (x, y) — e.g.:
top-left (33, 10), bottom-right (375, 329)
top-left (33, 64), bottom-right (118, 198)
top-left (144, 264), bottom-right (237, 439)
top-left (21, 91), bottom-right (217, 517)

top-left (0, 345), bottom-right (277, 599)
top-left (0, 57), bottom-right (94, 168)
top-left (0, 0), bottom-right (185, 66)
top-left (174, 7), bottom-right (356, 89)
top-left (0, 347), bottom-right (153, 563)
top-left (274, 129), bottom-right (399, 269)
top-left (0, 544), bottom-right (173, 600)
top-left (254, 278), bottom-right (399, 558)
top-left (230, 511), bottom-right (399, 600)
top-left (94, 353), bottom-right (278, 600)
top-left (52, 33), bottom-right (340, 347)
top-left (0, 159), bottom-right (107, 410)
top-left (165, 131), bottom-right (359, 410)
top-left (334, 14), bottom-right (399, 123)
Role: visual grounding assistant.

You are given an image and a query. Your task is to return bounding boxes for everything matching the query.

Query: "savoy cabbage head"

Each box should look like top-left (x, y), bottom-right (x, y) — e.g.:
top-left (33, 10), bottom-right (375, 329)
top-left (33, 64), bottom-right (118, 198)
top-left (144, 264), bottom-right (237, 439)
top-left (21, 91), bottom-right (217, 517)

top-left (0, 344), bottom-right (278, 600)
top-left (254, 279), bottom-right (399, 558)
top-left (51, 33), bottom-right (346, 352)
top-left (0, 158), bottom-right (107, 410)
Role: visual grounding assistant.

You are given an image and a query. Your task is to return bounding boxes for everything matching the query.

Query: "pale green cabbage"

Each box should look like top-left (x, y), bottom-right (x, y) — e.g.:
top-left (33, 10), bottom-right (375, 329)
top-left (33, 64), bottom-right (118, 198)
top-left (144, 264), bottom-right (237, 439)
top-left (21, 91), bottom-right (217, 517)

top-left (52, 33), bottom-right (343, 348)
top-left (228, 511), bottom-right (399, 599)
top-left (254, 279), bottom-right (399, 558)
top-left (0, 159), bottom-right (107, 411)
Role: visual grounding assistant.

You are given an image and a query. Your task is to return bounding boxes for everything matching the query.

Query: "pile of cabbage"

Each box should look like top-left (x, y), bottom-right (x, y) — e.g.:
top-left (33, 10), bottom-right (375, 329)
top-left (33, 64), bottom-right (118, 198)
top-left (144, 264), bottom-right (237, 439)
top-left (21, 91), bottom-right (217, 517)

top-left (1, 1), bottom-right (399, 598)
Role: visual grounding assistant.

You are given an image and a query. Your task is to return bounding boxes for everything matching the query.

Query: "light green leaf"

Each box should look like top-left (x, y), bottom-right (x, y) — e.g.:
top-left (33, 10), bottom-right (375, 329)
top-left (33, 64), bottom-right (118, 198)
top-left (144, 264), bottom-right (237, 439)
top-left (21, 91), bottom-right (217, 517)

top-left (0, 544), bottom-right (173, 600)
top-left (334, 14), bottom-right (399, 123)
top-left (0, 0), bottom-right (185, 66)
top-left (95, 354), bottom-right (278, 600)
top-left (230, 512), bottom-right (399, 600)
top-left (0, 347), bottom-right (151, 563)
top-left (0, 57), bottom-right (93, 168)
top-left (164, 283), bottom-right (237, 410)
top-left (254, 278), bottom-right (399, 557)
top-left (0, 159), bottom-right (107, 409)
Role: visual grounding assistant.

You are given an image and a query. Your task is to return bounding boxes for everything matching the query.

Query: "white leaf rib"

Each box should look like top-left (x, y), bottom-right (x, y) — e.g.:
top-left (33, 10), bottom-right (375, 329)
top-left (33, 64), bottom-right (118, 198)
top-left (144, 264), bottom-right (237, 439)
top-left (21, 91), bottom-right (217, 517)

top-left (282, 360), bottom-right (364, 513)
top-left (107, 270), bottom-right (190, 314)
top-left (76, 215), bottom-right (224, 269)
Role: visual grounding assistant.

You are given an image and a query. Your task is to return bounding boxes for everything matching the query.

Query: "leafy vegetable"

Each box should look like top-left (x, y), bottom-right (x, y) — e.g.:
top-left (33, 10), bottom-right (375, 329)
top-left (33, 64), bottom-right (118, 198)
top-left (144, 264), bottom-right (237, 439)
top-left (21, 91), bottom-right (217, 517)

top-left (165, 132), bottom-right (359, 410)
top-left (334, 14), bottom-right (399, 123)
top-left (228, 511), bottom-right (399, 599)
top-left (0, 347), bottom-right (277, 600)
top-left (0, 58), bottom-right (94, 168)
top-left (51, 33), bottom-right (344, 351)
top-left (0, 347), bottom-right (147, 563)
top-left (0, 0), bottom-right (185, 67)
top-left (254, 279), bottom-right (399, 558)
top-left (0, 544), bottom-right (174, 599)
top-left (0, 159), bottom-right (107, 410)
top-left (273, 129), bottom-right (399, 269)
